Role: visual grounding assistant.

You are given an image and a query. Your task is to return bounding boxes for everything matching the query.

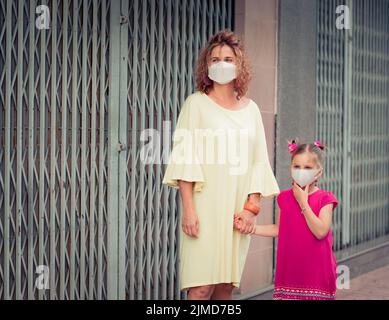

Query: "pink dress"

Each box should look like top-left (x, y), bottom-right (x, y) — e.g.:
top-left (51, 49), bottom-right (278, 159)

top-left (273, 188), bottom-right (339, 300)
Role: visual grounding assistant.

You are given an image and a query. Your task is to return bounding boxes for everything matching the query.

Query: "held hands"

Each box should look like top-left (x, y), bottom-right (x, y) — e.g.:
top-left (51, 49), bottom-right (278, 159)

top-left (182, 208), bottom-right (199, 238)
top-left (233, 209), bottom-right (256, 235)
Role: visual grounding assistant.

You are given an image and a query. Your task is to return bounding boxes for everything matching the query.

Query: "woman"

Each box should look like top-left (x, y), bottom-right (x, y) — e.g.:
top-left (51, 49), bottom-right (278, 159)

top-left (162, 30), bottom-right (279, 300)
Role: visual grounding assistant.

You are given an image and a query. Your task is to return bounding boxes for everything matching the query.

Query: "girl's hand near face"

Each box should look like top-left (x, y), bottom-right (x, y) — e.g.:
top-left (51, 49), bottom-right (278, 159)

top-left (293, 181), bottom-right (335, 240)
top-left (292, 182), bottom-right (310, 208)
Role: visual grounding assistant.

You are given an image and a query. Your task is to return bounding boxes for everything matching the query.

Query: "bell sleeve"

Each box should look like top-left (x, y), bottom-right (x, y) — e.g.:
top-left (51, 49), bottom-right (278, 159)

top-left (162, 96), bottom-right (205, 192)
top-left (248, 107), bottom-right (280, 198)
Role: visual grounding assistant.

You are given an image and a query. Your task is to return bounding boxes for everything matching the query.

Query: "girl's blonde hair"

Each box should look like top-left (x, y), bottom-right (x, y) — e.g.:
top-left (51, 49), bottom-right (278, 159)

top-left (288, 138), bottom-right (326, 166)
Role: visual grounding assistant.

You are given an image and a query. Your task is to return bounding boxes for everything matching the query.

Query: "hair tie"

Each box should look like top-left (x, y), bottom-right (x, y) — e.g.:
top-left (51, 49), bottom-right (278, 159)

top-left (313, 140), bottom-right (325, 150)
top-left (288, 142), bottom-right (298, 154)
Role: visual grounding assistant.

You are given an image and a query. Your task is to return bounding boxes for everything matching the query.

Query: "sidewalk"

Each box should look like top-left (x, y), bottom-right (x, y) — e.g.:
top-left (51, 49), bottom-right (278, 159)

top-left (336, 264), bottom-right (389, 300)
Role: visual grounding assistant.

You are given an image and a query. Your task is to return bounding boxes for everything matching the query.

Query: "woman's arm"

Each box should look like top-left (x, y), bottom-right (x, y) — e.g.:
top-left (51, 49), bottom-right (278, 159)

top-left (247, 193), bottom-right (261, 205)
top-left (235, 193), bottom-right (261, 234)
top-left (178, 180), bottom-right (199, 238)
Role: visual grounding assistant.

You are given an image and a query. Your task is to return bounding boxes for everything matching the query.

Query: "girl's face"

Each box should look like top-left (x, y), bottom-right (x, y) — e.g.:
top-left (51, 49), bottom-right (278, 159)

top-left (291, 152), bottom-right (323, 181)
top-left (208, 45), bottom-right (236, 67)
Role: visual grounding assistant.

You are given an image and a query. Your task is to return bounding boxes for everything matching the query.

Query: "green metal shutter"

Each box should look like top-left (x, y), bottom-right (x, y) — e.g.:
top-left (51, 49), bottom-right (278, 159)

top-left (317, 0), bottom-right (389, 252)
top-left (0, 0), bottom-right (234, 300)
top-left (0, 0), bottom-right (111, 299)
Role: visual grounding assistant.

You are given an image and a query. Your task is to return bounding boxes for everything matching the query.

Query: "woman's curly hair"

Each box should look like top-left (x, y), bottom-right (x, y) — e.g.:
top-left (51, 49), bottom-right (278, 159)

top-left (195, 29), bottom-right (252, 100)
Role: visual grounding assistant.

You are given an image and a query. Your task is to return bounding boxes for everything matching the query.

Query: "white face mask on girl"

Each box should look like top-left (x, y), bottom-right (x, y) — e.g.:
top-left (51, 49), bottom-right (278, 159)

top-left (291, 168), bottom-right (321, 188)
top-left (208, 61), bottom-right (237, 85)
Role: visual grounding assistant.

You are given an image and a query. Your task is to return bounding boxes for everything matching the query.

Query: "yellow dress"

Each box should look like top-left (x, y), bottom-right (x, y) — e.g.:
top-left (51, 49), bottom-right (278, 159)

top-left (162, 91), bottom-right (280, 291)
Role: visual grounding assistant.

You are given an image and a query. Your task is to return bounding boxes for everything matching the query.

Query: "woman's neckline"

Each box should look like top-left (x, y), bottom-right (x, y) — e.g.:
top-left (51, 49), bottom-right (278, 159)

top-left (200, 92), bottom-right (252, 112)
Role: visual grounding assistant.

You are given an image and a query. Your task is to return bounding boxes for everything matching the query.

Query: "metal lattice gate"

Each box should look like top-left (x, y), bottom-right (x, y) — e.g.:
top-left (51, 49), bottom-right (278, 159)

top-left (0, 0), bottom-right (234, 300)
top-left (0, 0), bottom-right (111, 300)
top-left (317, 0), bottom-right (389, 252)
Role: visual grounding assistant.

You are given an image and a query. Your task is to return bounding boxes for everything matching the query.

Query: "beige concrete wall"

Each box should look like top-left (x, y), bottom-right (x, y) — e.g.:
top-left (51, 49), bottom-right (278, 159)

top-left (234, 0), bottom-right (279, 297)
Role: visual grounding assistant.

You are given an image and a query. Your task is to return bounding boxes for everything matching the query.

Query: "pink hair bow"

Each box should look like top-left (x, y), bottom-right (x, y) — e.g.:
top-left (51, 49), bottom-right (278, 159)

top-left (313, 140), bottom-right (324, 149)
top-left (288, 142), bottom-right (297, 154)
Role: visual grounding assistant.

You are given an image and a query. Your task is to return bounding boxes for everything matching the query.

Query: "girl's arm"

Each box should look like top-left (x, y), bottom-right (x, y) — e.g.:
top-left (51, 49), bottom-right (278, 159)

top-left (293, 182), bottom-right (334, 240)
top-left (234, 207), bottom-right (279, 237)
top-left (301, 204), bottom-right (333, 240)
top-left (252, 207), bottom-right (279, 237)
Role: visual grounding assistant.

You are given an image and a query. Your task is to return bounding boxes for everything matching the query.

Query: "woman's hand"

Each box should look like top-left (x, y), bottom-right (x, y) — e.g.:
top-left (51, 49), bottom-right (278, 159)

top-left (182, 208), bottom-right (199, 238)
top-left (233, 214), bottom-right (242, 230)
top-left (178, 180), bottom-right (199, 238)
top-left (234, 210), bottom-right (256, 234)
top-left (292, 182), bottom-right (309, 208)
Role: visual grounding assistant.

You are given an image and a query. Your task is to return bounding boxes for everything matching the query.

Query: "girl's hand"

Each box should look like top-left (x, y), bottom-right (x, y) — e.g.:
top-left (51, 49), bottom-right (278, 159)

top-left (292, 182), bottom-right (309, 208)
top-left (182, 208), bottom-right (199, 238)
top-left (234, 210), bottom-right (256, 234)
top-left (234, 214), bottom-right (257, 235)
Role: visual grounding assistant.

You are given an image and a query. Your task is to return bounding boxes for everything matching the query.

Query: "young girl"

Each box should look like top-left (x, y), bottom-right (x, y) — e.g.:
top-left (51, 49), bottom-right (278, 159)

top-left (234, 139), bottom-right (339, 300)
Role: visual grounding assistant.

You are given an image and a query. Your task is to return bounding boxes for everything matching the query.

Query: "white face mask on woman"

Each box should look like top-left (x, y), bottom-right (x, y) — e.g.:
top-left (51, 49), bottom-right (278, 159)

top-left (208, 61), bottom-right (237, 85)
top-left (291, 168), bottom-right (321, 188)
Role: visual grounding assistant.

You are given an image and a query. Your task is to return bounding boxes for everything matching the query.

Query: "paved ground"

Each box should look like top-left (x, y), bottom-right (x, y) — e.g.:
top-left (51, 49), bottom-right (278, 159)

top-left (336, 264), bottom-right (389, 300)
